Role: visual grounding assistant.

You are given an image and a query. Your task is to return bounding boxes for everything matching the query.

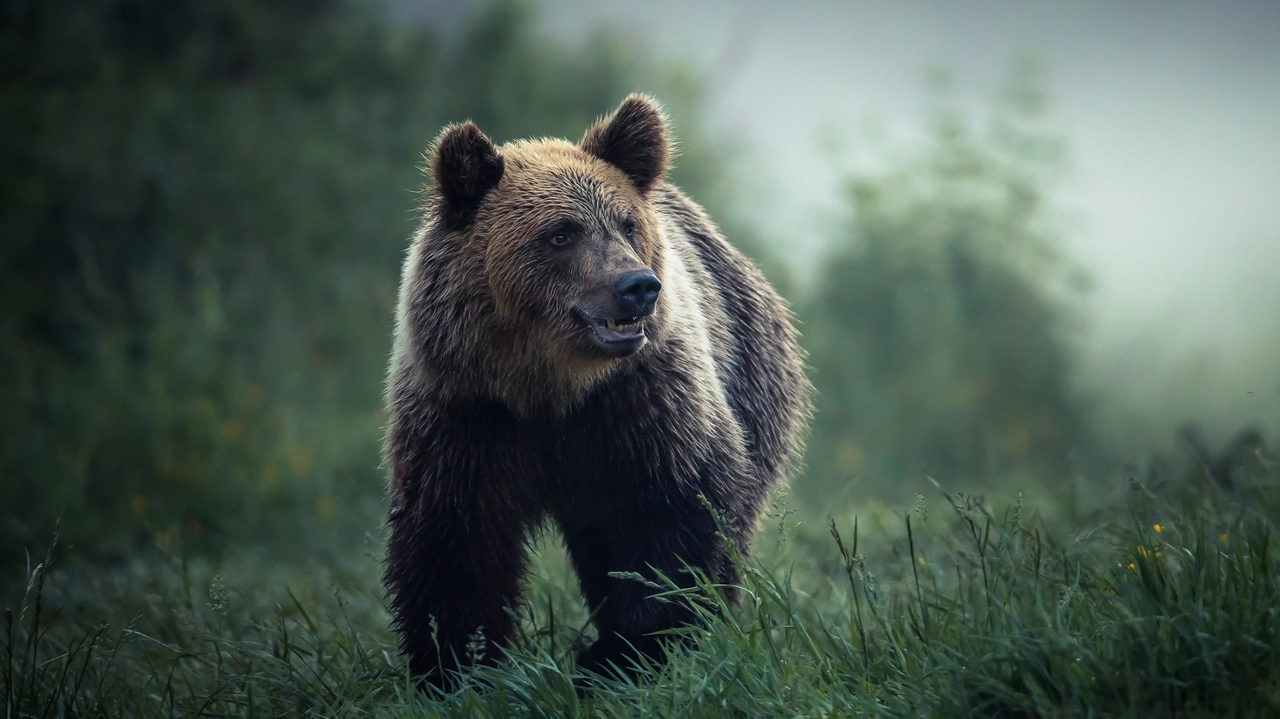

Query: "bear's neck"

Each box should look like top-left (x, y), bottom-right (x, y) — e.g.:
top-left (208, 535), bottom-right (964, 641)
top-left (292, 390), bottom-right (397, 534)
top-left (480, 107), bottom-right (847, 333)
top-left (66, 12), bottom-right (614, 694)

top-left (481, 340), bottom-right (627, 420)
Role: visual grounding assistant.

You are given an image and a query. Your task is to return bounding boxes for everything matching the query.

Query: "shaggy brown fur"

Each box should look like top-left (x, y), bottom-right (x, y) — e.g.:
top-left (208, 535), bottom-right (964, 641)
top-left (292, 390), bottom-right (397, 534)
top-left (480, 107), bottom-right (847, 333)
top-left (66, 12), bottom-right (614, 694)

top-left (383, 95), bottom-right (810, 687)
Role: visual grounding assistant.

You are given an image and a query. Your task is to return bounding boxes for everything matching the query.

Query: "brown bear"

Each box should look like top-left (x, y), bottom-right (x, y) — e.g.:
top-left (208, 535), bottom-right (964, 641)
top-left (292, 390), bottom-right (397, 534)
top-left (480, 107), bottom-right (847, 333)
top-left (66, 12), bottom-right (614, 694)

top-left (383, 94), bottom-right (809, 687)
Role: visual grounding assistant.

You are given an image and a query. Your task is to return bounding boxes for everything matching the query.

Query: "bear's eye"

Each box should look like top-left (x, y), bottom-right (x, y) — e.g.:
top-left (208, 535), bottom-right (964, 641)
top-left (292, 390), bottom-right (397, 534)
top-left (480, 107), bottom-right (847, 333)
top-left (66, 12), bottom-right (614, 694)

top-left (548, 231), bottom-right (572, 248)
top-left (622, 220), bottom-right (637, 238)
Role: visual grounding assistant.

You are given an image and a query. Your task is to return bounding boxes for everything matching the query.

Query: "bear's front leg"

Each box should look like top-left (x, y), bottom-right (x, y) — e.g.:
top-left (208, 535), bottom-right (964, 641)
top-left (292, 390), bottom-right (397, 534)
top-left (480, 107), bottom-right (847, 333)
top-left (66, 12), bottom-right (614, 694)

top-left (560, 496), bottom-right (735, 677)
top-left (384, 494), bottom-right (532, 687)
top-left (382, 407), bottom-right (538, 688)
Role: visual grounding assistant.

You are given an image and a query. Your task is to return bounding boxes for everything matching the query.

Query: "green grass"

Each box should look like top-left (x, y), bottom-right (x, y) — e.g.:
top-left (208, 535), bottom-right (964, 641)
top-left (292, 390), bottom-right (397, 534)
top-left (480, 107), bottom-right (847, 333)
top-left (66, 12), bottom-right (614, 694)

top-left (4, 474), bottom-right (1279, 718)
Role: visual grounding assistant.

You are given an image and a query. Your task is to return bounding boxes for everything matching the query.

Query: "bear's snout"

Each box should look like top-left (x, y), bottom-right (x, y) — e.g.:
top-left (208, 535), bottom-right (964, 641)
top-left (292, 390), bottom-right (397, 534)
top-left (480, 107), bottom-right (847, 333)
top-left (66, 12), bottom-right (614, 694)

top-left (614, 269), bottom-right (661, 318)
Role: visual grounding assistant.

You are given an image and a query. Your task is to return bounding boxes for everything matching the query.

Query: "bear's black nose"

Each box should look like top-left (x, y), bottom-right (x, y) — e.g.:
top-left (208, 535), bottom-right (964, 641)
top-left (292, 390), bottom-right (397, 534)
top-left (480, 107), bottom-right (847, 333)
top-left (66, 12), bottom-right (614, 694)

top-left (615, 269), bottom-right (661, 317)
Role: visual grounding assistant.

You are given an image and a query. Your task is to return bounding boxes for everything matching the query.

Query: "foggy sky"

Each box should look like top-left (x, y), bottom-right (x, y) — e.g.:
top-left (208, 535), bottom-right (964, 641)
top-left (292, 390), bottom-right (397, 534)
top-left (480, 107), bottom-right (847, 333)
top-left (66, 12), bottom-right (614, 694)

top-left (528, 0), bottom-right (1279, 352)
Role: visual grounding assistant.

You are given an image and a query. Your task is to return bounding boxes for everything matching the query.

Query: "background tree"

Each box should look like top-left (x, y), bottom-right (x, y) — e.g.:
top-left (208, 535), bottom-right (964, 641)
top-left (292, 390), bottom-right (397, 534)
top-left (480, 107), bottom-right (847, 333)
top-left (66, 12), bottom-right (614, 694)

top-left (800, 66), bottom-right (1095, 506)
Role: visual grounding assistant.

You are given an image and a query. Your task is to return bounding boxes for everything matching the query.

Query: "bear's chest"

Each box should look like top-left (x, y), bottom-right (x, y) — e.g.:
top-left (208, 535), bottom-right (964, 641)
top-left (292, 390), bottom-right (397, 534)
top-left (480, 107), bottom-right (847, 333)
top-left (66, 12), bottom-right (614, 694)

top-left (537, 394), bottom-right (709, 514)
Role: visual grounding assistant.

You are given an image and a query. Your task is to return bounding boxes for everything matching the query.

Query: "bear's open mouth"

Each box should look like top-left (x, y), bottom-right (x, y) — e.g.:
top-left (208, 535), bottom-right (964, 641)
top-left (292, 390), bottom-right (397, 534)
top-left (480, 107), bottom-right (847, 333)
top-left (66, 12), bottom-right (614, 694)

top-left (600, 316), bottom-right (641, 337)
top-left (574, 309), bottom-right (645, 346)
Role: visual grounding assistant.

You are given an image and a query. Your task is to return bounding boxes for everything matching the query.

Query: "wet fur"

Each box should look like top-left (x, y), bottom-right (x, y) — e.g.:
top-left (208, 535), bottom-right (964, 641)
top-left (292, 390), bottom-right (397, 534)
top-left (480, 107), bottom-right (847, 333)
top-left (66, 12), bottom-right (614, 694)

top-left (383, 95), bottom-right (810, 686)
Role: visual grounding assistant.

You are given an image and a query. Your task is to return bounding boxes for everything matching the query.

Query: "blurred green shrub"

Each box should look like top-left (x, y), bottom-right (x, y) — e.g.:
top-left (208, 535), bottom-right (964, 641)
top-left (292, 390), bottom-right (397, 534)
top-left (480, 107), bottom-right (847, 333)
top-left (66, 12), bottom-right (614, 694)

top-left (801, 68), bottom-right (1096, 504)
top-left (0, 0), bottom-right (758, 570)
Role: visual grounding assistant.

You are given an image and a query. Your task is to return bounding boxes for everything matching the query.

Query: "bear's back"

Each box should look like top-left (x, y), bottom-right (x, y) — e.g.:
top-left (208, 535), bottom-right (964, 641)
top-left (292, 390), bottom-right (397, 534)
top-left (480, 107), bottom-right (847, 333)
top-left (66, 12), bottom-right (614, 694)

top-left (651, 184), bottom-right (810, 490)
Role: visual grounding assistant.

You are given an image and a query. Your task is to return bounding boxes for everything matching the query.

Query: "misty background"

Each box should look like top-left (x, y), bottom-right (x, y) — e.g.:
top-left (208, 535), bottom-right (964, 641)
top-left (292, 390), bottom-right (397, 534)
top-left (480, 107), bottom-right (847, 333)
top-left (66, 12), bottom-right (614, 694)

top-left (530, 0), bottom-right (1280, 448)
top-left (2, 0), bottom-right (1277, 572)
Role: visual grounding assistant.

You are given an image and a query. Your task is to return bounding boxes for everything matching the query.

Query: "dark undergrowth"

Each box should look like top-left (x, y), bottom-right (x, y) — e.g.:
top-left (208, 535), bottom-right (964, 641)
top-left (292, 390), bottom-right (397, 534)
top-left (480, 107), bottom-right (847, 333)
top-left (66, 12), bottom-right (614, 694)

top-left (4, 466), bottom-right (1279, 718)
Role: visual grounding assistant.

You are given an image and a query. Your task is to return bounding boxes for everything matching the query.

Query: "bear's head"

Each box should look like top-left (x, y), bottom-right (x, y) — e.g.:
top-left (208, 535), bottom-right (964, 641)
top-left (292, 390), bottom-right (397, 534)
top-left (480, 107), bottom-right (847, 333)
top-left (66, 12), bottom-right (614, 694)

top-left (419, 95), bottom-right (673, 411)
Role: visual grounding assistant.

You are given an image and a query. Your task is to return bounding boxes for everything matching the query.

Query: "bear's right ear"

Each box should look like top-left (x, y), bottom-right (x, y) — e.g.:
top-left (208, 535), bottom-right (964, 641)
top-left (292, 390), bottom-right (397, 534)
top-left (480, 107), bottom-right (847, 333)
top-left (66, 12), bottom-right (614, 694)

top-left (430, 122), bottom-right (504, 228)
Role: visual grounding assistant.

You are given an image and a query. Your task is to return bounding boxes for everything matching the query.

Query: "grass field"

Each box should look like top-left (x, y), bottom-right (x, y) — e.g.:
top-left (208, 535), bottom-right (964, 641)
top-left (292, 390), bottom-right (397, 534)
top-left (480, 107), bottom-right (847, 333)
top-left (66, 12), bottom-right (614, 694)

top-left (5, 466), bottom-right (1278, 718)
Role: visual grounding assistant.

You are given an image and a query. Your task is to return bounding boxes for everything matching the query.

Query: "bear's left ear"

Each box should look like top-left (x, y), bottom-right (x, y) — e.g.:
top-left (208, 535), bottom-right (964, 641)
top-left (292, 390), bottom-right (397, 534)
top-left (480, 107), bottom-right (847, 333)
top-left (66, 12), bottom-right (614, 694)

top-left (581, 94), bottom-right (670, 195)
